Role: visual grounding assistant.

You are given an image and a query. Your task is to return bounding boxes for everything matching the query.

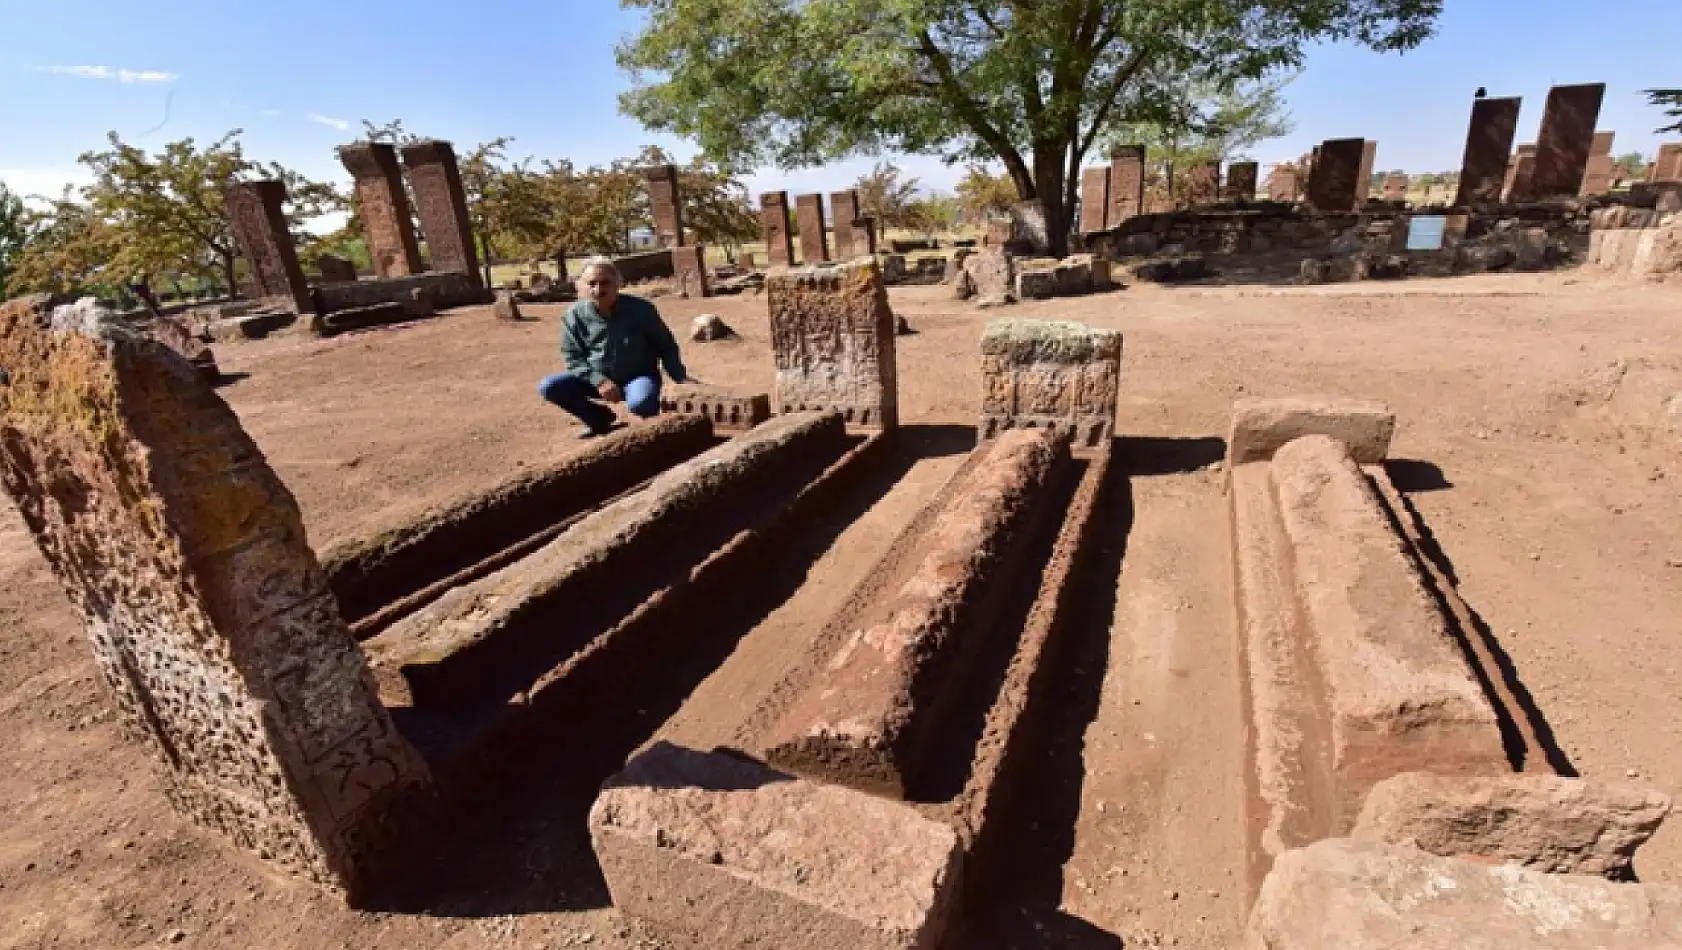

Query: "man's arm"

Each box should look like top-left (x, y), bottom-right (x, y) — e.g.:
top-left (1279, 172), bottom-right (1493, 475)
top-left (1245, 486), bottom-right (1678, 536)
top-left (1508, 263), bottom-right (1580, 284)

top-left (561, 307), bottom-right (608, 387)
top-left (646, 304), bottom-right (688, 384)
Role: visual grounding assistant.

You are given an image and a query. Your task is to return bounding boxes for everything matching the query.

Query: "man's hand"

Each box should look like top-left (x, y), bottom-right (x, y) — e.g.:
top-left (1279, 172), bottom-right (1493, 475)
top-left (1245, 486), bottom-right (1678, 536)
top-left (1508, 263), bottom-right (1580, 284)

top-left (597, 379), bottom-right (624, 403)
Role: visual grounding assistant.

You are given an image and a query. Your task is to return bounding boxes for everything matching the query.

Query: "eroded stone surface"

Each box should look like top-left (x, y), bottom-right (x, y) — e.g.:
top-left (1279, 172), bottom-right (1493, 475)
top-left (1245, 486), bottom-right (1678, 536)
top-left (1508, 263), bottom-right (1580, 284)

top-left (766, 258), bottom-right (898, 428)
top-left (1249, 838), bottom-right (1682, 949)
top-left (400, 140), bottom-right (483, 285)
top-left (1270, 436), bottom-right (1507, 825)
top-left (0, 296), bottom-right (432, 898)
top-left (226, 180), bottom-right (311, 312)
top-left (1227, 397), bottom-right (1396, 467)
top-left (963, 248), bottom-right (1017, 306)
top-left (337, 142), bottom-right (423, 279)
top-left (591, 743), bottom-right (961, 950)
top-left (979, 319), bottom-right (1122, 450)
top-left (763, 429), bottom-right (1059, 796)
top-left (1353, 772), bottom-right (1670, 878)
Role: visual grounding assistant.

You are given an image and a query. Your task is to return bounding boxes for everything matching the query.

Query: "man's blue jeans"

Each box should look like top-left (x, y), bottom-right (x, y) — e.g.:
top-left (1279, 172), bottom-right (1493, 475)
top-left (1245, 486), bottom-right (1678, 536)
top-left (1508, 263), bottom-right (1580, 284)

top-left (538, 372), bottom-right (660, 433)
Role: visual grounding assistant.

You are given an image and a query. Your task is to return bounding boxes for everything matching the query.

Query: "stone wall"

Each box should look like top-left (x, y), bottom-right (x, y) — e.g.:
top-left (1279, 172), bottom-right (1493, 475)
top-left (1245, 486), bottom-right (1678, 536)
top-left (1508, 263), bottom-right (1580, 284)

top-left (313, 271), bottom-right (493, 313)
top-left (612, 249), bottom-right (676, 285)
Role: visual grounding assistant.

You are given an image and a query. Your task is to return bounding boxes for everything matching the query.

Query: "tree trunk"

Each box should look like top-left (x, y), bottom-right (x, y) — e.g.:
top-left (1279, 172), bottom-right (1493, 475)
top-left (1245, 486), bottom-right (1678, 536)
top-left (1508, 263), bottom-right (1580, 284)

top-left (1032, 143), bottom-right (1072, 258)
top-left (479, 233), bottom-right (494, 287)
top-left (220, 252), bottom-right (238, 299)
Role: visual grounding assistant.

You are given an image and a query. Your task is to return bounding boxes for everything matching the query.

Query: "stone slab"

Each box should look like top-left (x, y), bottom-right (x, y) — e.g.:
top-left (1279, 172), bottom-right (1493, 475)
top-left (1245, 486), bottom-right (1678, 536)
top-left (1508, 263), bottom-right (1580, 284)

top-left (225, 180), bottom-right (311, 313)
top-left (1249, 838), bottom-right (1682, 950)
top-left (1353, 772), bottom-right (1670, 878)
top-left (338, 142), bottom-right (423, 279)
top-left (400, 140), bottom-right (483, 285)
top-left (658, 386), bottom-right (772, 431)
top-left (830, 190), bottom-right (862, 260)
top-left (645, 164), bottom-right (684, 248)
top-left (796, 193), bottom-right (830, 264)
top-left (671, 245), bottom-right (711, 297)
top-left (1109, 146), bottom-right (1146, 224)
top-left (761, 191), bottom-right (795, 267)
top-left (766, 258), bottom-right (898, 429)
top-left (963, 248), bottom-right (1016, 305)
top-left (0, 296), bottom-right (432, 898)
top-left (1270, 436), bottom-right (1507, 825)
top-left (365, 411), bottom-right (846, 708)
top-left (1307, 138), bottom-right (1365, 212)
top-left (1227, 397), bottom-right (1396, 467)
top-left (763, 429), bottom-right (1060, 797)
top-left (591, 743), bottom-right (961, 950)
top-left (1533, 83), bottom-right (1606, 198)
top-left (979, 319), bottom-right (1121, 451)
top-left (1226, 161), bottom-right (1260, 201)
top-left (1079, 166), bottom-right (1110, 232)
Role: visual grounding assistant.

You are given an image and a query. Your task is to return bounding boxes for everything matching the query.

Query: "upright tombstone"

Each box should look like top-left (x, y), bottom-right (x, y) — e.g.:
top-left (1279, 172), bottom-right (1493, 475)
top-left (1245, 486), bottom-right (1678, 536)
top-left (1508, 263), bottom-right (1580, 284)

top-left (765, 257), bottom-right (898, 429)
top-left (1225, 162), bottom-right (1260, 201)
top-left (645, 165), bottom-right (685, 248)
top-left (1532, 83), bottom-right (1606, 198)
top-left (399, 140), bottom-right (483, 286)
top-left (853, 217), bottom-right (878, 255)
top-left (1580, 131), bottom-right (1617, 196)
top-left (1382, 174), bottom-right (1411, 201)
top-left (225, 180), bottom-right (311, 312)
top-left (338, 142), bottom-right (424, 279)
top-left (0, 297), bottom-right (434, 899)
top-left (1306, 138), bottom-right (1366, 212)
top-left (829, 189), bottom-right (862, 260)
top-left (316, 254), bottom-right (357, 283)
top-left (1267, 165), bottom-right (1301, 202)
top-left (671, 245), bottom-right (711, 298)
top-left (1650, 143), bottom-right (1682, 182)
top-left (1079, 166), bottom-right (1111, 232)
top-left (760, 191), bottom-right (795, 267)
top-left (979, 319), bottom-right (1121, 453)
top-left (1109, 146), bottom-right (1146, 225)
top-left (794, 193), bottom-right (829, 264)
top-left (1355, 141), bottom-right (1378, 202)
top-left (1454, 96), bottom-right (1522, 205)
top-left (1504, 144), bottom-right (1539, 203)
top-left (1185, 160), bottom-right (1221, 206)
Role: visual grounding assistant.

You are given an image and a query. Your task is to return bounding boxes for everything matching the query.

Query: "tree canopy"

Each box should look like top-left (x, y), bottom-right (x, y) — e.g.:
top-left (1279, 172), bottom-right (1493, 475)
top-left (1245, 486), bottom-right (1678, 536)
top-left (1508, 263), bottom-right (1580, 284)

top-left (0, 182), bottom-right (26, 299)
top-left (619, 0), bottom-right (1439, 253)
top-left (1646, 89), bottom-right (1682, 135)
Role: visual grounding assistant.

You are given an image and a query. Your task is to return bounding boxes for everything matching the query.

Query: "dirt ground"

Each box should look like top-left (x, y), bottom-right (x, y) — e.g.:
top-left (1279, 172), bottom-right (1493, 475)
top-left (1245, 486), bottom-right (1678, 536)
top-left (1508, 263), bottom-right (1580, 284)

top-left (3, 268), bottom-right (1681, 949)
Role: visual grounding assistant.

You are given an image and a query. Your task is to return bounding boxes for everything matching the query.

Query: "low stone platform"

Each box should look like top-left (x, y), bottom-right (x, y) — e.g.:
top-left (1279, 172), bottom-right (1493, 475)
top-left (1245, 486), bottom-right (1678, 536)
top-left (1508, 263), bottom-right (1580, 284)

top-left (591, 743), bottom-right (962, 950)
top-left (658, 386), bottom-right (772, 431)
top-left (1250, 838), bottom-right (1682, 949)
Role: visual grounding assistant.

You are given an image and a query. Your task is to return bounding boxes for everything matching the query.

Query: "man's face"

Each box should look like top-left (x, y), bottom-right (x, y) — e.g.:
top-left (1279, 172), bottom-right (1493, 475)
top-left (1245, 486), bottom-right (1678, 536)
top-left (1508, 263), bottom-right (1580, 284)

top-left (581, 265), bottom-right (621, 309)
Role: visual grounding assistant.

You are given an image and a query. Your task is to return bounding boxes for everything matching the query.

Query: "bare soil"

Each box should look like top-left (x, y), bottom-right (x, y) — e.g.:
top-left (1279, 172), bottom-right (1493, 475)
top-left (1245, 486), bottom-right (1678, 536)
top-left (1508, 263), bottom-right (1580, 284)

top-left (3, 270), bottom-right (1681, 949)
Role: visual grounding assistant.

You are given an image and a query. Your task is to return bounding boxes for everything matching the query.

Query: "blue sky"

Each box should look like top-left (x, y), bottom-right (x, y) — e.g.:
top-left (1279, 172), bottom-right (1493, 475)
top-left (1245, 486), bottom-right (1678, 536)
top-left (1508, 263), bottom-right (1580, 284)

top-left (2, 0), bottom-right (1678, 210)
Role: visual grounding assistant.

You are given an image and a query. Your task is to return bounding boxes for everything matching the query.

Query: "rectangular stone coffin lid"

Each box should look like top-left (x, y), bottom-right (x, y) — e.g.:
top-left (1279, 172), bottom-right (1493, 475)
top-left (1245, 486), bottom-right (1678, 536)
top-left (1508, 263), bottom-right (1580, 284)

top-left (979, 318), bottom-right (1122, 451)
top-left (0, 297), bottom-right (433, 900)
top-left (1226, 396), bottom-right (1396, 469)
top-left (765, 257), bottom-right (898, 429)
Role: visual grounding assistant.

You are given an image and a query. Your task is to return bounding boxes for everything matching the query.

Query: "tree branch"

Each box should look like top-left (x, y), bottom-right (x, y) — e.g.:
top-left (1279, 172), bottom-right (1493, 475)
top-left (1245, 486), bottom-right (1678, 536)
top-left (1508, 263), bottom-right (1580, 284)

top-left (915, 30), bottom-right (1035, 194)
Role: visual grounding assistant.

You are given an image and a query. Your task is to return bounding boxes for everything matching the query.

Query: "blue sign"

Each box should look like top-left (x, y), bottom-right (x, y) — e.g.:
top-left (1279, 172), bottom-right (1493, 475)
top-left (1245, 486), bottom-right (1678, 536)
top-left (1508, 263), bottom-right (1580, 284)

top-left (1406, 216), bottom-right (1447, 251)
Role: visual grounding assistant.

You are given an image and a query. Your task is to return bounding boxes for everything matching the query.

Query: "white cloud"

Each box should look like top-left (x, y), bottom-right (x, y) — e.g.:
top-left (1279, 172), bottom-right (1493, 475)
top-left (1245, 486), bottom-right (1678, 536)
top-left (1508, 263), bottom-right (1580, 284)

top-left (47, 64), bottom-right (178, 83)
top-left (0, 167), bottom-right (95, 204)
top-left (307, 113), bottom-right (350, 131)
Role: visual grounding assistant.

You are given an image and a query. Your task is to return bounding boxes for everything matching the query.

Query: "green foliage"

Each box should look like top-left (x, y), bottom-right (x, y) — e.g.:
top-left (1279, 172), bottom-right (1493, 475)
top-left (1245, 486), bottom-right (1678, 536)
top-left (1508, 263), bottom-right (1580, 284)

top-left (1645, 89), bottom-right (1682, 134)
top-left (0, 181), bottom-right (25, 299)
top-left (619, 0), bottom-right (1439, 253)
top-left (8, 188), bottom-right (121, 299)
top-left (1613, 151), bottom-right (1648, 180)
top-left (955, 165), bottom-right (1016, 223)
top-left (854, 160), bottom-right (923, 237)
top-left (904, 191), bottom-right (961, 236)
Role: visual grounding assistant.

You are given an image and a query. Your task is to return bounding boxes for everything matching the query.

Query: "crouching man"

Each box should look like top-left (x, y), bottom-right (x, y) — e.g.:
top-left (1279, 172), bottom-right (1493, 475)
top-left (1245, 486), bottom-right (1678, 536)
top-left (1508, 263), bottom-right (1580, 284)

top-left (538, 256), bottom-right (689, 438)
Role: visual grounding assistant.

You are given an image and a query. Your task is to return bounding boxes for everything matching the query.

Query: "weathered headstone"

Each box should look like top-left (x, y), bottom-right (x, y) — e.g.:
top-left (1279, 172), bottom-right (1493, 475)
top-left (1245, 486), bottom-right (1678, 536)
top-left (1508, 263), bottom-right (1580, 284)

top-left (399, 140), bottom-right (483, 287)
top-left (1504, 144), bottom-right (1539, 202)
top-left (0, 297), bottom-right (433, 898)
top-left (1355, 141), bottom-right (1378, 203)
top-left (1225, 162), bottom-right (1259, 201)
top-left (795, 193), bottom-right (829, 264)
top-left (671, 245), bottom-right (711, 298)
top-left (1185, 160), bottom-right (1221, 206)
top-left (337, 142), bottom-right (423, 279)
top-left (979, 319), bottom-right (1121, 452)
top-left (1454, 96), bottom-right (1522, 205)
top-left (1382, 174), bottom-right (1410, 201)
top-left (765, 257), bottom-right (898, 429)
top-left (829, 190), bottom-right (862, 260)
top-left (1268, 165), bottom-right (1301, 202)
top-left (1532, 83), bottom-right (1606, 198)
top-left (1010, 201), bottom-right (1050, 254)
top-left (760, 191), bottom-right (795, 267)
top-left (644, 165), bottom-right (685, 248)
top-left (225, 180), bottom-right (311, 312)
top-left (1581, 155), bottom-right (1616, 197)
top-left (1079, 166), bottom-right (1111, 232)
top-left (1109, 146), bottom-right (1146, 225)
top-left (317, 254), bottom-right (357, 284)
top-left (1306, 138), bottom-right (1365, 212)
top-left (853, 217), bottom-right (878, 256)
top-left (1651, 143), bottom-right (1682, 182)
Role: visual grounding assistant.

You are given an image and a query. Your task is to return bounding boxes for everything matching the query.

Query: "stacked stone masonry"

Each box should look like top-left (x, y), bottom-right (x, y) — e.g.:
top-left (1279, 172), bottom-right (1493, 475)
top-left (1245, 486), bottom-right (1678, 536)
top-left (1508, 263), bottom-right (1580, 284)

top-left (766, 257), bottom-right (898, 428)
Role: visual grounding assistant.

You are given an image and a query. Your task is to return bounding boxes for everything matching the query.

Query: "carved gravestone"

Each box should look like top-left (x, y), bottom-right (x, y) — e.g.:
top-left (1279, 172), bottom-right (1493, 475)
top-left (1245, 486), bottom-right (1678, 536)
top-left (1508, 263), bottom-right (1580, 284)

top-left (1649, 143), bottom-right (1682, 182)
top-left (400, 140), bottom-right (483, 287)
top-left (1079, 166), bottom-right (1110, 233)
top-left (1109, 146), bottom-right (1146, 224)
top-left (1532, 83), bottom-right (1606, 198)
top-left (979, 318), bottom-right (1121, 453)
top-left (1306, 138), bottom-right (1365, 212)
top-left (337, 142), bottom-right (423, 279)
top-left (1268, 165), bottom-right (1301, 202)
top-left (671, 245), bottom-right (711, 298)
top-left (317, 254), bottom-right (357, 283)
top-left (830, 190), bottom-right (862, 260)
top-left (1225, 162), bottom-right (1259, 201)
top-left (1455, 97), bottom-right (1522, 205)
top-left (765, 257), bottom-right (898, 429)
top-left (645, 165), bottom-right (684, 248)
top-left (1356, 141), bottom-right (1378, 203)
top-left (1185, 161), bottom-right (1221, 206)
top-left (1382, 174), bottom-right (1411, 201)
top-left (1504, 144), bottom-right (1539, 203)
top-left (225, 181), bottom-right (311, 313)
top-left (760, 191), bottom-right (795, 267)
top-left (794, 193), bottom-right (829, 265)
top-left (0, 297), bottom-right (433, 899)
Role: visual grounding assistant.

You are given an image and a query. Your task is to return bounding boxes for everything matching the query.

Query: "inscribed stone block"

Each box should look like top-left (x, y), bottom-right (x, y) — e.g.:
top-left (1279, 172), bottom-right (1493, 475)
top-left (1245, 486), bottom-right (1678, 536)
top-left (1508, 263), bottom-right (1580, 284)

top-left (1533, 83), bottom-right (1606, 198)
top-left (1306, 138), bottom-right (1364, 212)
top-left (400, 140), bottom-right (483, 286)
top-left (0, 297), bottom-right (433, 898)
top-left (1454, 97), bottom-right (1522, 205)
top-left (1079, 166), bottom-right (1110, 232)
top-left (337, 142), bottom-right (423, 278)
top-left (645, 164), bottom-right (684, 248)
top-left (1225, 162), bottom-right (1259, 201)
top-left (795, 193), bottom-right (829, 265)
top-left (1109, 146), bottom-right (1145, 224)
top-left (760, 192), bottom-right (794, 267)
top-left (766, 257), bottom-right (898, 428)
top-left (672, 245), bottom-right (711, 298)
top-left (226, 180), bottom-right (311, 312)
top-left (829, 190), bottom-right (861, 260)
top-left (978, 319), bottom-right (1122, 450)
top-left (1355, 141), bottom-right (1378, 201)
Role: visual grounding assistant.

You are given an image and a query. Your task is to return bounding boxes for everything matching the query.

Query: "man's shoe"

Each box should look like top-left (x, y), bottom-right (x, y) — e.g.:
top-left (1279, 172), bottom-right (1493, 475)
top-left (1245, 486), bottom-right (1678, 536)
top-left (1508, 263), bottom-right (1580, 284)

top-left (576, 421), bottom-right (626, 440)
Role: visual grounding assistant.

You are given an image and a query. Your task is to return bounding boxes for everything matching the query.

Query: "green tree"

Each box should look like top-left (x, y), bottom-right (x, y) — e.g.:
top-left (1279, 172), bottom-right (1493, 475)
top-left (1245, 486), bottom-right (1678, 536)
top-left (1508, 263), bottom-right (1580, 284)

top-left (1107, 76), bottom-right (1295, 203)
top-left (904, 191), bottom-right (961, 237)
top-left (0, 181), bottom-right (26, 299)
top-left (854, 160), bottom-right (922, 239)
top-left (1646, 89), bottom-right (1682, 134)
top-left (1613, 151), bottom-right (1647, 180)
top-left (955, 165), bottom-right (1016, 225)
top-left (618, 0), bottom-right (1437, 256)
top-left (7, 189), bottom-right (122, 299)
